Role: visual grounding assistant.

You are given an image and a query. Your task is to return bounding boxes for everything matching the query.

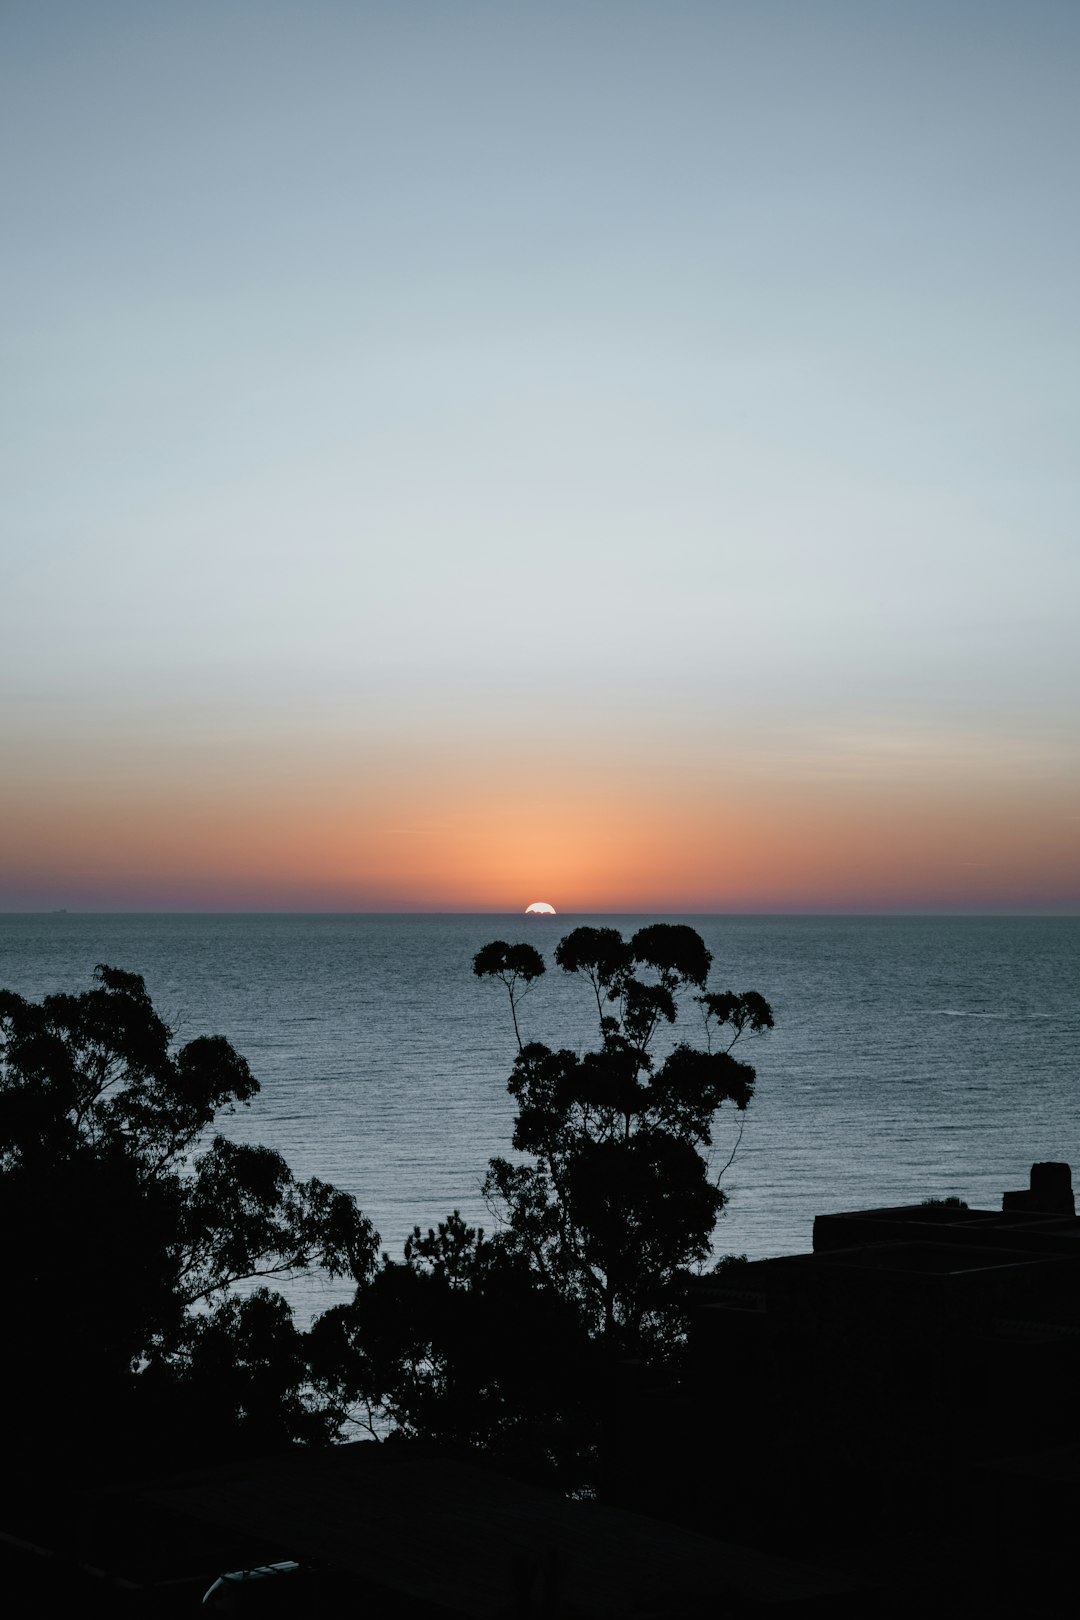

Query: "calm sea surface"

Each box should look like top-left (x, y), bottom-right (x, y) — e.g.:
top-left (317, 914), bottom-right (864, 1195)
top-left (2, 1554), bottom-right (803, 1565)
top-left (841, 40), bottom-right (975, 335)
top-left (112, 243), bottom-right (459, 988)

top-left (2, 914), bottom-right (1077, 1319)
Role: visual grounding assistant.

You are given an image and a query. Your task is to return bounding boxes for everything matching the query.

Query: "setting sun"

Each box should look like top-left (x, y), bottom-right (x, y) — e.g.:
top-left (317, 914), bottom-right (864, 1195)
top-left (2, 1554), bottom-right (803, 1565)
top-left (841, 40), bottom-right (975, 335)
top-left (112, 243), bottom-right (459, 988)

top-left (524, 901), bottom-right (557, 915)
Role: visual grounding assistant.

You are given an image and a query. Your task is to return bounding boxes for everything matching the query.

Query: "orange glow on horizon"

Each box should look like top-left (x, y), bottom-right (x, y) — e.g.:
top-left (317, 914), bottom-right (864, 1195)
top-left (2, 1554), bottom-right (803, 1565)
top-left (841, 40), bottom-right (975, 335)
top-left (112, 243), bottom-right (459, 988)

top-left (2, 742), bottom-right (1077, 912)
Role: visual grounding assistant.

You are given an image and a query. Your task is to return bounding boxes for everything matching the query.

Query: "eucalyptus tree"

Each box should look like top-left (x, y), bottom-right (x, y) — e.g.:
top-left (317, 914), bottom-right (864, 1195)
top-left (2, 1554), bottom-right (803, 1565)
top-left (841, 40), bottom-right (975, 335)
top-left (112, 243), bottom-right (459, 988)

top-left (307, 1208), bottom-right (597, 1489)
top-left (0, 964), bottom-right (377, 1468)
top-left (307, 927), bottom-right (773, 1490)
top-left (474, 924), bottom-right (773, 1356)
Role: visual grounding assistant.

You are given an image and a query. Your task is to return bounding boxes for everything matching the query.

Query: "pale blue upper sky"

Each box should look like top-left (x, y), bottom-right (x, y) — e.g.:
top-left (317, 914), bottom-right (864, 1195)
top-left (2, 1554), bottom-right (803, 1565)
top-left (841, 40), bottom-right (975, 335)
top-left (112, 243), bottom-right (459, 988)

top-left (2, 1), bottom-right (1078, 902)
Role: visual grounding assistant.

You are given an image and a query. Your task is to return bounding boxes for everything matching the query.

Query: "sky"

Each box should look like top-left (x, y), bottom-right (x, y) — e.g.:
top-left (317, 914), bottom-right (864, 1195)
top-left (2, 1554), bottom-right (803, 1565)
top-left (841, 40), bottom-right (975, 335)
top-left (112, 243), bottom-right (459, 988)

top-left (2, 0), bottom-right (1078, 912)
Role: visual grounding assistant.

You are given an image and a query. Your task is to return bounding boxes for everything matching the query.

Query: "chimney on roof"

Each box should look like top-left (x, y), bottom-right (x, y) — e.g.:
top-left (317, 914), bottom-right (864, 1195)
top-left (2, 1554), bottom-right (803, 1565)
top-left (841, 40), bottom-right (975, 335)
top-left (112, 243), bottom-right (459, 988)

top-left (1002, 1161), bottom-right (1075, 1217)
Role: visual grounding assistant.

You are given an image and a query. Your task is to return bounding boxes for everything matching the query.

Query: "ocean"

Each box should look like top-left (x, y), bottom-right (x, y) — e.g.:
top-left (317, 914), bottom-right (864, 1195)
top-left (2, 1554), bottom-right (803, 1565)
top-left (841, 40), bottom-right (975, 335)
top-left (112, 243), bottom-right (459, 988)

top-left (2, 912), bottom-right (1077, 1321)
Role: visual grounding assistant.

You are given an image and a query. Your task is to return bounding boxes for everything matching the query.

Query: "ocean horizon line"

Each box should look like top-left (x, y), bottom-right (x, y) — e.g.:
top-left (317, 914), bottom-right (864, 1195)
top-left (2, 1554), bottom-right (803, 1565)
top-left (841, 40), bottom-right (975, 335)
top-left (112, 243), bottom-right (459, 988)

top-left (2, 908), bottom-right (1078, 921)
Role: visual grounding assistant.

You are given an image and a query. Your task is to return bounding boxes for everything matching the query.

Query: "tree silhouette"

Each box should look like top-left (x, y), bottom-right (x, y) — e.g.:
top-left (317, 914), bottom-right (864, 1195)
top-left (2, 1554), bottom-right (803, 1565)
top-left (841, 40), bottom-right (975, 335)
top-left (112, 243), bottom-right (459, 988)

top-left (316, 927), bottom-right (772, 1491)
top-left (308, 1209), bottom-right (597, 1488)
top-left (0, 965), bottom-right (377, 1472)
top-left (475, 924), bottom-right (773, 1356)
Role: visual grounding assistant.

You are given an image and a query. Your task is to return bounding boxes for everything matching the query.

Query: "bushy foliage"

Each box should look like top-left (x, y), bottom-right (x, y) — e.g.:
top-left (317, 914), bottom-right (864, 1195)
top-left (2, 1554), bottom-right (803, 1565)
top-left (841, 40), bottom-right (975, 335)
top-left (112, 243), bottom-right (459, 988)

top-left (318, 926), bottom-right (774, 1491)
top-left (475, 923), bottom-right (773, 1355)
top-left (1, 942), bottom-right (772, 1495)
top-left (308, 1210), bottom-right (597, 1488)
top-left (0, 965), bottom-right (377, 1472)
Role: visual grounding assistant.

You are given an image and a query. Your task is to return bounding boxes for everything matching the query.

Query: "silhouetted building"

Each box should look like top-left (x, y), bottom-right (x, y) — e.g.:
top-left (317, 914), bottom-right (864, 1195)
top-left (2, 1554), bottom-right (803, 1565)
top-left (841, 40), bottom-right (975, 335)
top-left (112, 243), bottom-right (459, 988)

top-left (618, 1164), bottom-right (1080, 1615)
top-left (1001, 1159), bottom-right (1075, 1216)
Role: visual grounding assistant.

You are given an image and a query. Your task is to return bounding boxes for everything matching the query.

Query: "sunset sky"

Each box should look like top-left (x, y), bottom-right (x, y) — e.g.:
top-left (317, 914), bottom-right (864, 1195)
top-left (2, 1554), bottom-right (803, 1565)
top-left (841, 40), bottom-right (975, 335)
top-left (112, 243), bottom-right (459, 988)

top-left (3, 0), bottom-right (1078, 912)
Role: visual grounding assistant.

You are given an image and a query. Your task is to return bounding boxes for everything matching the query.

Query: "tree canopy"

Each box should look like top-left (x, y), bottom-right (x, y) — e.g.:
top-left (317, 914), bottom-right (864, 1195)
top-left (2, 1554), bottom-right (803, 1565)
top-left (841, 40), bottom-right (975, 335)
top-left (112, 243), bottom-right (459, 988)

top-left (2, 937), bottom-right (772, 1498)
top-left (475, 923), bottom-right (773, 1355)
top-left (316, 924), bottom-right (774, 1492)
top-left (0, 965), bottom-right (377, 1474)
top-left (308, 1210), bottom-right (596, 1486)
